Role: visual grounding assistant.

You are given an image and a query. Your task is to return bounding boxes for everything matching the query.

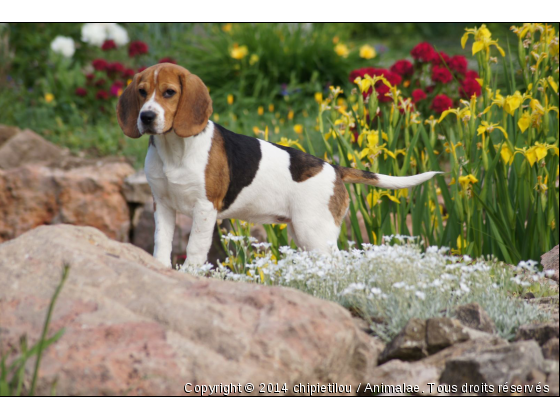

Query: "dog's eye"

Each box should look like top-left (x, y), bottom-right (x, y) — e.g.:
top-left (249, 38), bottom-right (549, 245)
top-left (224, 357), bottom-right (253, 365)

top-left (139, 89), bottom-right (147, 98)
top-left (163, 89), bottom-right (176, 98)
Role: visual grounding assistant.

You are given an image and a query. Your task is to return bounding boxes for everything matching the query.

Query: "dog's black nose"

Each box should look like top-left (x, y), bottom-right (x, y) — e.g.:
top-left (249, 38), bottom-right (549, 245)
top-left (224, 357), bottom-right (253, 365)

top-left (140, 111), bottom-right (156, 125)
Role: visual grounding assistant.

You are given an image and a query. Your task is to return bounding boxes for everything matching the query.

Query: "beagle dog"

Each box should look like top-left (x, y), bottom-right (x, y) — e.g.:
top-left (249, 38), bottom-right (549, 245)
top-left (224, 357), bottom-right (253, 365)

top-left (117, 63), bottom-right (439, 268)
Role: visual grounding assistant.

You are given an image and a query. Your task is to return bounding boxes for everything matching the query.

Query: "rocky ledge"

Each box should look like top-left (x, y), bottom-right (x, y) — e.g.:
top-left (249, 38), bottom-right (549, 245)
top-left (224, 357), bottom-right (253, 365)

top-left (0, 225), bottom-right (558, 396)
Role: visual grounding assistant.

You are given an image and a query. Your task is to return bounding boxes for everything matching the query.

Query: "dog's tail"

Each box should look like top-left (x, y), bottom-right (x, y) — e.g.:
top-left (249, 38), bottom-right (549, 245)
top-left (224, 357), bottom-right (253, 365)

top-left (337, 167), bottom-right (441, 189)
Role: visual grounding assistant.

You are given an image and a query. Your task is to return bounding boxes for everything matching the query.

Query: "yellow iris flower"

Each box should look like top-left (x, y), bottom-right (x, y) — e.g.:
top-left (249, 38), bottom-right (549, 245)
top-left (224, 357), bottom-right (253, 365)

top-left (477, 121), bottom-right (508, 139)
top-left (503, 91), bottom-right (531, 115)
top-left (438, 107), bottom-right (471, 123)
top-left (231, 44), bottom-right (249, 60)
top-left (334, 43), bottom-right (349, 58)
top-left (359, 44), bottom-right (376, 59)
top-left (495, 143), bottom-right (514, 165)
top-left (249, 54), bottom-right (259, 65)
top-left (277, 137), bottom-right (306, 152)
top-left (510, 23), bottom-right (544, 39)
top-left (462, 24), bottom-right (505, 57)
top-left (367, 190), bottom-right (400, 207)
top-left (359, 129), bottom-right (394, 161)
top-left (458, 174), bottom-right (479, 190)
top-left (515, 142), bottom-right (559, 166)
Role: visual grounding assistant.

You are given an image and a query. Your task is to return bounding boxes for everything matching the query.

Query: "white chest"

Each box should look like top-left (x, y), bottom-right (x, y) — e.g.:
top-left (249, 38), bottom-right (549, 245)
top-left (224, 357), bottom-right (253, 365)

top-left (145, 123), bottom-right (214, 215)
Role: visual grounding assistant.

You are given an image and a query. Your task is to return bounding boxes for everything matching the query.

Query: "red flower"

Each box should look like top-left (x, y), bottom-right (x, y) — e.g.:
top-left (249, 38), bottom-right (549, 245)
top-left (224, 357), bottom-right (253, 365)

top-left (108, 62), bottom-right (125, 72)
top-left (431, 66), bottom-right (453, 84)
top-left (465, 70), bottom-right (479, 80)
top-left (128, 40), bottom-right (149, 57)
top-left (75, 87), bottom-right (87, 97)
top-left (101, 40), bottom-right (117, 51)
top-left (122, 68), bottom-right (135, 78)
top-left (411, 89), bottom-right (427, 103)
top-left (137, 66), bottom-right (147, 73)
top-left (459, 78), bottom-right (482, 98)
top-left (94, 78), bottom-right (106, 87)
top-left (449, 55), bottom-right (468, 75)
top-left (92, 58), bottom-right (108, 71)
top-left (110, 81), bottom-right (125, 97)
top-left (431, 94), bottom-right (453, 113)
top-left (85, 73), bottom-right (95, 82)
top-left (390, 60), bottom-right (414, 77)
top-left (411, 42), bottom-right (436, 62)
top-left (430, 51), bottom-right (450, 66)
top-left (159, 57), bottom-right (177, 64)
top-left (96, 90), bottom-right (109, 100)
top-left (106, 62), bottom-right (125, 77)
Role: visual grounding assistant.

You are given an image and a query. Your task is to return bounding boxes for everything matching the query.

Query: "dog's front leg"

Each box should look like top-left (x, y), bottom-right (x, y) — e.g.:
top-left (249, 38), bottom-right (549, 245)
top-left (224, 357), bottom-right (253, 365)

top-left (185, 200), bottom-right (217, 266)
top-left (153, 199), bottom-right (176, 268)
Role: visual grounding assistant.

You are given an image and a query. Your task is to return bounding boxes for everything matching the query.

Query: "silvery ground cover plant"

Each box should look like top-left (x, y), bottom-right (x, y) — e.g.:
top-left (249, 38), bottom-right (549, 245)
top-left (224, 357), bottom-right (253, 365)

top-left (182, 234), bottom-right (556, 342)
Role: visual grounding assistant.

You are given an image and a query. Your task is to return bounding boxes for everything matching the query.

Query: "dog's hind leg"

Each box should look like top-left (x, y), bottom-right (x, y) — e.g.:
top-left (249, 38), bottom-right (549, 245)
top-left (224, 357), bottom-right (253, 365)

top-left (290, 214), bottom-right (340, 254)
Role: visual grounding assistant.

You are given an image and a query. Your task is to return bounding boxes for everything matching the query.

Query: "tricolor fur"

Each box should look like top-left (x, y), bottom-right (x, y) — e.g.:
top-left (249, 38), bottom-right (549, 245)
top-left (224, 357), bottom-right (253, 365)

top-left (117, 63), bottom-right (440, 267)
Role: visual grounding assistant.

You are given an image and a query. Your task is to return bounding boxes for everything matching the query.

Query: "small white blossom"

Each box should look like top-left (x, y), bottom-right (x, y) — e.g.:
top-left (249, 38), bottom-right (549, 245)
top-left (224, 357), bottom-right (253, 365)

top-left (50, 36), bottom-right (75, 58)
top-left (81, 23), bottom-right (129, 47)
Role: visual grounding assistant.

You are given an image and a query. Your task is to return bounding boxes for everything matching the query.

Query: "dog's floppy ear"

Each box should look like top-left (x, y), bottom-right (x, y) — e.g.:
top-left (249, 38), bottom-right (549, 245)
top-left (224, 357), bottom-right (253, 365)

top-left (174, 71), bottom-right (213, 138)
top-left (117, 74), bottom-right (142, 138)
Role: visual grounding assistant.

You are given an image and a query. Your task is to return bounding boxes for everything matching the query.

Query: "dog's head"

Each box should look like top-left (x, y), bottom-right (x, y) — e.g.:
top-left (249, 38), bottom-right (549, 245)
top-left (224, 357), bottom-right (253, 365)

top-left (117, 63), bottom-right (213, 138)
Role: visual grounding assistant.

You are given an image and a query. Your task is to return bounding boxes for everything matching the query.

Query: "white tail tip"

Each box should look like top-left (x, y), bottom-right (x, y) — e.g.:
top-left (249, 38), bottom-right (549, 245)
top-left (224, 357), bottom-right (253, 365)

top-left (376, 171), bottom-right (442, 190)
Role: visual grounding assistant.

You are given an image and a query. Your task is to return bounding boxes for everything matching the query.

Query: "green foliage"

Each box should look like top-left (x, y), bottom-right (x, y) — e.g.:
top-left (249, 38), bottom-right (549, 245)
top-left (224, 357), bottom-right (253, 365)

top-left (0, 265), bottom-right (69, 396)
top-left (3, 23), bottom-right (83, 88)
top-left (228, 23), bottom-right (559, 264)
top-left (167, 23), bottom-right (360, 107)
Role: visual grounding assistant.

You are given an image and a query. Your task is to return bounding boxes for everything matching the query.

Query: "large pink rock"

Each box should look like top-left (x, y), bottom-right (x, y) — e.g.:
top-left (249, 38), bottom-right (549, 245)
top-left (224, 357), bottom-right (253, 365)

top-left (0, 163), bottom-right (134, 243)
top-left (0, 225), bottom-right (379, 396)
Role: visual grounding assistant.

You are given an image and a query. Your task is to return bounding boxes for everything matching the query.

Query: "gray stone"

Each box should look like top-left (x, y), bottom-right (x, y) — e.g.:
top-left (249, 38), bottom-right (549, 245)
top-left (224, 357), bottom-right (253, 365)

top-left (440, 341), bottom-right (544, 394)
top-left (379, 318), bottom-right (428, 363)
top-left (366, 359), bottom-right (439, 395)
top-left (453, 302), bottom-right (496, 333)
top-left (123, 169), bottom-right (152, 204)
top-left (542, 338), bottom-right (559, 361)
top-left (515, 322), bottom-right (559, 346)
top-left (426, 317), bottom-right (470, 354)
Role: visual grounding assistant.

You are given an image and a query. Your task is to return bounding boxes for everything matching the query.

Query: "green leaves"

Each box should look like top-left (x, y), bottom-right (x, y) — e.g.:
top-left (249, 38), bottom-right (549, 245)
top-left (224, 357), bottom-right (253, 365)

top-left (1, 265), bottom-right (68, 396)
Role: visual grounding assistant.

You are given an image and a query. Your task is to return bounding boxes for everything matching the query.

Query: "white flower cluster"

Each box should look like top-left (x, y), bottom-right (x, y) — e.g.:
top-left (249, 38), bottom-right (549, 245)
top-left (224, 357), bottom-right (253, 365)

top-left (50, 35), bottom-right (75, 58)
top-left (181, 237), bottom-right (552, 341)
top-left (81, 23), bottom-right (129, 47)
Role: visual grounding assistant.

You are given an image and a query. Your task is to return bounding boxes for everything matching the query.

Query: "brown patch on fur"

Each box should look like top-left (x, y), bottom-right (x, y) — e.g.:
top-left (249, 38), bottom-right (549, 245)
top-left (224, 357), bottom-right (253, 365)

top-left (329, 170), bottom-right (350, 226)
top-left (337, 166), bottom-right (379, 186)
top-left (276, 216), bottom-right (292, 223)
top-left (295, 160), bottom-right (324, 182)
top-left (153, 198), bottom-right (157, 213)
top-left (116, 73), bottom-right (142, 138)
top-left (205, 129), bottom-right (230, 211)
top-left (173, 70), bottom-right (213, 137)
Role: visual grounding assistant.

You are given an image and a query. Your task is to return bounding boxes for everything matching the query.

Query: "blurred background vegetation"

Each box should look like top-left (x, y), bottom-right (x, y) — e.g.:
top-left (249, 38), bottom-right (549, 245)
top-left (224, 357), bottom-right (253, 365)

top-left (1, 23), bottom-right (558, 264)
top-left (0, 22), bottom-right (529, 166)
